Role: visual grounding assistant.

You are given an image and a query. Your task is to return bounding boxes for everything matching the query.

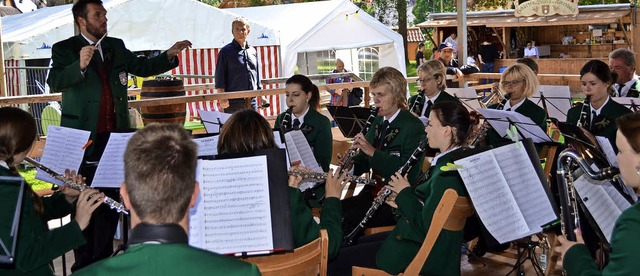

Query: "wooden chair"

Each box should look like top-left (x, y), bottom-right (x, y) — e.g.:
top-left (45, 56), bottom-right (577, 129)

top-left (352, 189), bottom-right (474, 276)
top-left (243, 229), bottom-right (329, 276)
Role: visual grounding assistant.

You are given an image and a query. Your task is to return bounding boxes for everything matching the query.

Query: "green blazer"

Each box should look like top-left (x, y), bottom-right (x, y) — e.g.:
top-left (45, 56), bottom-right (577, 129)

top-left (73, 242), bottom-right (260, 276)
top-left (407, 90), bottom-right (458, 117)
top-left (353, 109), bottom-right (426, 185)
top-left (289, 187), bottom-right (342, 260)
top-left (566, 98), bottom-right (631, 152)
top-left (376, 149), bottom-right (469, 275)
top-left (275, 109), bottom-right (333, 171)
top-left (0, 167), bottom-right (85, 276)
top-left (563, 201), bottom-right (640, 275)
top-left (487, 98), bottom-right (548, 146)
top-left (47, 35), bottom-right (178, 154)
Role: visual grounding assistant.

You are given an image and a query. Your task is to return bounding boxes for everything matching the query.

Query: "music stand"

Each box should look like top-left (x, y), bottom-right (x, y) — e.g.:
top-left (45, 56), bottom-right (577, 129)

top-left (327, 106), bottom-right (373, 138)
top-left (198, 110), bottom-right (232, 134)
top-left (478, 108), bottom-right (553, 143)
top-left (0, 176), bottom-right (25, 267)
top-left (447, 88), bottom-right (483, 112)
top-left (611, 97), bottom-right (640, 112)
top-left (556, 122), bottom-right (609, 168)
top-left (531, 86), bottom-right (572, 122)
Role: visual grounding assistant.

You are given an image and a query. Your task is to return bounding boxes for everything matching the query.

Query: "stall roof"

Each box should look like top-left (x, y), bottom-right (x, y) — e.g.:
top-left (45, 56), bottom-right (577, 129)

top-left (417, 4), bottom-right (633, 28)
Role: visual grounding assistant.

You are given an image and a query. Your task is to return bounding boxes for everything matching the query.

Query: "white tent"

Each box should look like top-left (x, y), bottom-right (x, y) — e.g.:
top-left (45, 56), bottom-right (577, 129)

top-left (2, 0), bottom-right (280, 60)
top-left (228, 0), bottom-right (407, 77)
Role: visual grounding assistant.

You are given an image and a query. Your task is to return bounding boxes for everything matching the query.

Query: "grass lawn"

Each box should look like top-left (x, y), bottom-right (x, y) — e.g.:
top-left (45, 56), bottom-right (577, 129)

top-left (407, 61), bottom-right (419, 96)
top-left (19, 168), bottom-right (55, 191)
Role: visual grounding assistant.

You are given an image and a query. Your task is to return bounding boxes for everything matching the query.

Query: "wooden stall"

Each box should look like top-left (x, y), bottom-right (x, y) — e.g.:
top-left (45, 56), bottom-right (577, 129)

top-left (417, 4), bottom-right (639, 76)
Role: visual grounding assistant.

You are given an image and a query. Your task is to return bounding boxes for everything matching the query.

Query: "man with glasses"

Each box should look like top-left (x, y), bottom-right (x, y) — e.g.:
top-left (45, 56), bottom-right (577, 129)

top-left (609, 48), bottom-right (640, 97)
top-left (437, 42), bottom-right (463, 88)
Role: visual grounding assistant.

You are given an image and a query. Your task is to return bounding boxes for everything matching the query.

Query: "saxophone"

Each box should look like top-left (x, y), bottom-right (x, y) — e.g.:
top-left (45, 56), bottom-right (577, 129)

top-left (576, 96), bottom-right (591, 128)
top-left (556, 149), bottom-right (620, 241)
top-left (288, 170), bottom-right (377, 186)
top-left (342, 138), bottom-right (429, 246)
top-left (24, 157), bottom-right (129, 214)
top-left (338, 106), bottom-right (378, 175)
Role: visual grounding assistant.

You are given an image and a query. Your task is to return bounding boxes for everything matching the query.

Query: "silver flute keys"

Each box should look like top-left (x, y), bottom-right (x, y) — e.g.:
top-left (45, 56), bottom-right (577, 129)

top-left (288, 170), bottom-right (378, 186)
top-left (24, 157), bottom-right (129, 214)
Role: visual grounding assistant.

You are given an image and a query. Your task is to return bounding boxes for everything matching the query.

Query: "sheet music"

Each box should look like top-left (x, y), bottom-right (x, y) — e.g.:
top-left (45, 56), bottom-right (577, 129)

top-left (492, 143), bottom-right (557, 232)
top-left (574, 176), bottom-right (626, 243)
top-left (36, 126), bottom-right (90, 185)
top-left (418, 116), bottom-right (429, 127)
top-left (602, 184), bottom-right (632, 212)
top-left (596, 136), bottom-right (618, 167)
top-left (532, 86), bottom-right (572, 122)
top-left (189, 156), bottom-right (274, 254)
top-left (91, 133), bottom-right (135, 188)
top-left (447, 88), bottom-right (483, 111)
top-left (199, 110), bottom-right (232, 134)
top-left (193, 135), bottom-right (218, 156)
top-left (455, 150), bottom-right (529, 243)
top-left (284, 131), bottom-right (323, 191)
top-left (273, 131), bottom-right (290, 170)
top-left (479, 108), bottom-right (552, 143)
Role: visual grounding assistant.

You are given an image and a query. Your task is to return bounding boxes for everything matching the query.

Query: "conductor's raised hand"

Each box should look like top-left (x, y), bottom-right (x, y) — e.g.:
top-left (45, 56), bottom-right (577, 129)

top-left (167, 40), bottom-right (193, 59)
top-left (74, 189), bottom-right (104, 230)
top-left (353, 133), bottom-right (375, 157)
top-left (325, 168), bottom-right (347, 199)
top-left (79, 45), bottom-right (97, 71)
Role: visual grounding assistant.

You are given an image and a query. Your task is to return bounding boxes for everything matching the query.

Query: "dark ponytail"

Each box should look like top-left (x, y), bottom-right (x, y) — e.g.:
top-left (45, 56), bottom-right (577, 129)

top-left (431, 101), bottom-right (479, 147)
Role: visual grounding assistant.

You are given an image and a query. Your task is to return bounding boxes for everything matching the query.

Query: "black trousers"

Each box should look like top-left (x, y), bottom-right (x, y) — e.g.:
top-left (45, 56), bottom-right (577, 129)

top-left (341, 188), bottom-right (396, 242)
top-left (328, 232), bottom-right (389, 275)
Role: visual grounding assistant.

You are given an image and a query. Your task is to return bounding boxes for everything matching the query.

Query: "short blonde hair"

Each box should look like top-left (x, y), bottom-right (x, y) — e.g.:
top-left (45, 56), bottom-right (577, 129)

top-left (370, 67), bottom-right (408, 110)
top-left (418, 59), bottom-right (447, 91)
top-left (499, 64), bottom-right (539, 98)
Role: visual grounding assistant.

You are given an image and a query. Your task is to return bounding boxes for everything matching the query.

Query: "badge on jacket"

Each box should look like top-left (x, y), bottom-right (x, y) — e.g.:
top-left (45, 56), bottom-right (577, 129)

top-left (119, 71), bottom-right (127, 86)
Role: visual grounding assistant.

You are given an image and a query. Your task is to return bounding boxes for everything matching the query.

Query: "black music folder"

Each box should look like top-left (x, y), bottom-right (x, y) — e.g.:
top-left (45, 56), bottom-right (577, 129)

top-left (0, 176), bottom-right (25, 267)
top-left (190, 148), bottom-right (293, 255)
top-left (452, 139), bottom-right (558, 243)
top-left (327, 105), bottom-right (373, 138)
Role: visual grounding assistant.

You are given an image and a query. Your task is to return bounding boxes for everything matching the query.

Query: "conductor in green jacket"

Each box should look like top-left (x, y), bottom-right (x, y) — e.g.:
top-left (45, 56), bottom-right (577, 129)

top-left (46, 0), bottom-right (192, 270)
top-left (75, 124), bottom-right (260, 276)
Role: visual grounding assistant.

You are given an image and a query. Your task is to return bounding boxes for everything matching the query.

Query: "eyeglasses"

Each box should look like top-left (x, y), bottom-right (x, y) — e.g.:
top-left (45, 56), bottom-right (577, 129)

top-left (501, 79), bottom-right (525, 87)
top-left (416, 76), bottom-right (436, 84)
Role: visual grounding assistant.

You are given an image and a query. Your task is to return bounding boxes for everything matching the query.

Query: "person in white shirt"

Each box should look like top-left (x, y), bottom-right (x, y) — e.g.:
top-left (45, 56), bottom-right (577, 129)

top-left (443, 33), bottom-right (458, 55)
top-left (609, 48), bottom-right (639, 97)
top-left (524, 42), bottom-right (538, 59)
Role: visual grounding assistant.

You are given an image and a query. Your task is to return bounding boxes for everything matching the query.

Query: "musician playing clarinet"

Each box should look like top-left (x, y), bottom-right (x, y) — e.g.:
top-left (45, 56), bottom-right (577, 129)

top-left (274, 75), bottom-right (332, 172)
top-left (566, 60), bottom-right (631, 152)
top-left (408, 60), bottom-right (458, 118)
top-left (0, 107), bottom-right (103, 276)
top-left (557, 112), bottom-right (640, 275)
top-left (329, 101), bottom-right (477, 275)
top-left (340, 67), bottom-right (426, 242)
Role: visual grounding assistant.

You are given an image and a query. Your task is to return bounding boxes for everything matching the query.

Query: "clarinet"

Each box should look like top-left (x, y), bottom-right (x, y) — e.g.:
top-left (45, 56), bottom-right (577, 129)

top-left (288, 170), bottom-right (377, 186)
top-left (576, 96), bottom-right (591, 128)
top-left (280, 107), bottom-right (293, 132)
top-left (410, 90), bottom-right (425, 116)
top-left (343, 138), bottom-right (429, 247)
top-left (24, 157), bottom-right (129, 214)
top-left (338, 106), bottom-right (378, 175)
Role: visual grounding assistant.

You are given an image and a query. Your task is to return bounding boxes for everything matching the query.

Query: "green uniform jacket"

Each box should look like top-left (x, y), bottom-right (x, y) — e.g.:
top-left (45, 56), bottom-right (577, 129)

top-left (376, 149), bottom-right (469, 275)
top-left (47, 35), bottom-right (178, 153)
top-left (407, 90), bottom-right (459, 117)
top-left (289, 187), bottom-right (342, 259)
top-left (275, 109), bottom-right (333, 171)
top-left (563, 201), bottom-right (640, 275)
top-left (73, 242), bottom-right (260, 276)
top-left (566, 98), bottom-right (631, 152)
top-left (487, 98), bottom-right (548, 146)
top-left (353, 109), bottom-right (426, 185)
top-left (0, 167), bottom-right (85, 276)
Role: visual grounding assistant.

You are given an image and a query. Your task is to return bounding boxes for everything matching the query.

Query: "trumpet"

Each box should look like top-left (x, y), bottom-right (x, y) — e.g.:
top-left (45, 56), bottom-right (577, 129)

top-left (338, 106), bottom-right (378, 175)
top-left (288, 169), bottom-right (378, 186)
top-left (482, 83), bottom-right (507, 108)
top-left (24, 157), bottom-right (129, 214)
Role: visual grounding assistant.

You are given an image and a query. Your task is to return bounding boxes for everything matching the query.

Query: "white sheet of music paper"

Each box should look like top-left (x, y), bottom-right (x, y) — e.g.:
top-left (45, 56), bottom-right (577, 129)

top-left (455, 143), bottom-right (556, 243)
top-left (574, 176), bottom-right (630, 243)
top-left (284, 130), bottom-right (323, 191)
top-left (91, 132), bottom-right (135, 188)
top-left (193, 135), bottom-right (219, 156)
top-left (596, 136), bottom-right (618, 167)
top-left (36, 126), bottom-right (91, 185)
top-left (478, 108), bottom-right (553, 143)
top-left (199, 110), bottom-right (232, 134)
top-left (189, 156), bottom-right (274, 255)
top-left (532, 86), bottom-right (572, 122)
top-left (446, 88), bottom-right (483, 111)
top-left (273, 131), bottom-right (291, 170)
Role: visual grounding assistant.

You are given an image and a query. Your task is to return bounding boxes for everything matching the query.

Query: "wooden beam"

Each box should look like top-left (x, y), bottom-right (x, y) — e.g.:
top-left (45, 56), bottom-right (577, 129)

top-left (492, 27), bottom-right (505, 55)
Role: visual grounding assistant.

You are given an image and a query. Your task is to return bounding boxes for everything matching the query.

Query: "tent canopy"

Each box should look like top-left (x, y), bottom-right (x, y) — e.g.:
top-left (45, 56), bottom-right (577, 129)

top-left (229, 0), bottom-right (406, 77)
top-left (2, 0), bottom-right (280, 60)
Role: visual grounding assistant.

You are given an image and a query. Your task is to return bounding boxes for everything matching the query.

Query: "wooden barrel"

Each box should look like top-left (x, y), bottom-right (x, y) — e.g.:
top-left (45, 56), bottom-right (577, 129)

top-left (140, 79), bottom-right (186, 125)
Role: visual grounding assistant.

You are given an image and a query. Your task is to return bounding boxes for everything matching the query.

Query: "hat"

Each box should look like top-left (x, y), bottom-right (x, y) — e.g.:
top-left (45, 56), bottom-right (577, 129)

top-left (438, 42), bottom-right (454, 51)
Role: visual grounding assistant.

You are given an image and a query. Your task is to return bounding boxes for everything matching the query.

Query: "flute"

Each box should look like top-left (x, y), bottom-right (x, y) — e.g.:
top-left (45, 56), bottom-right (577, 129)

top-left (24, 157), bottom-right (129, 214)
top-left (288, 169), bottom-right (378, 186)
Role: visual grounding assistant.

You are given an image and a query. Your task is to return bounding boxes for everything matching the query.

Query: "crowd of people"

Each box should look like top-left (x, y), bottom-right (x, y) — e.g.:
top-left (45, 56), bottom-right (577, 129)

top-left (1, 0), bottom-right (640, 275)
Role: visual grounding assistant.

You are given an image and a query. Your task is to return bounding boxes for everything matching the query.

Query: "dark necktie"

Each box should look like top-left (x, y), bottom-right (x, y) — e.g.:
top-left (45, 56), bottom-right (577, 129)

top-left (292, 119), bottom-right (300, 130)
top-left (590, 111), bottom-right (597, 129)
top-left (505, 107), bottom-right (511, 111)
top-left (376, 120), bottom-right (389, 148)
top-left (424, 100), bottom-right (433, 117)
top-left (617, 84), bottom-right (625, 97)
